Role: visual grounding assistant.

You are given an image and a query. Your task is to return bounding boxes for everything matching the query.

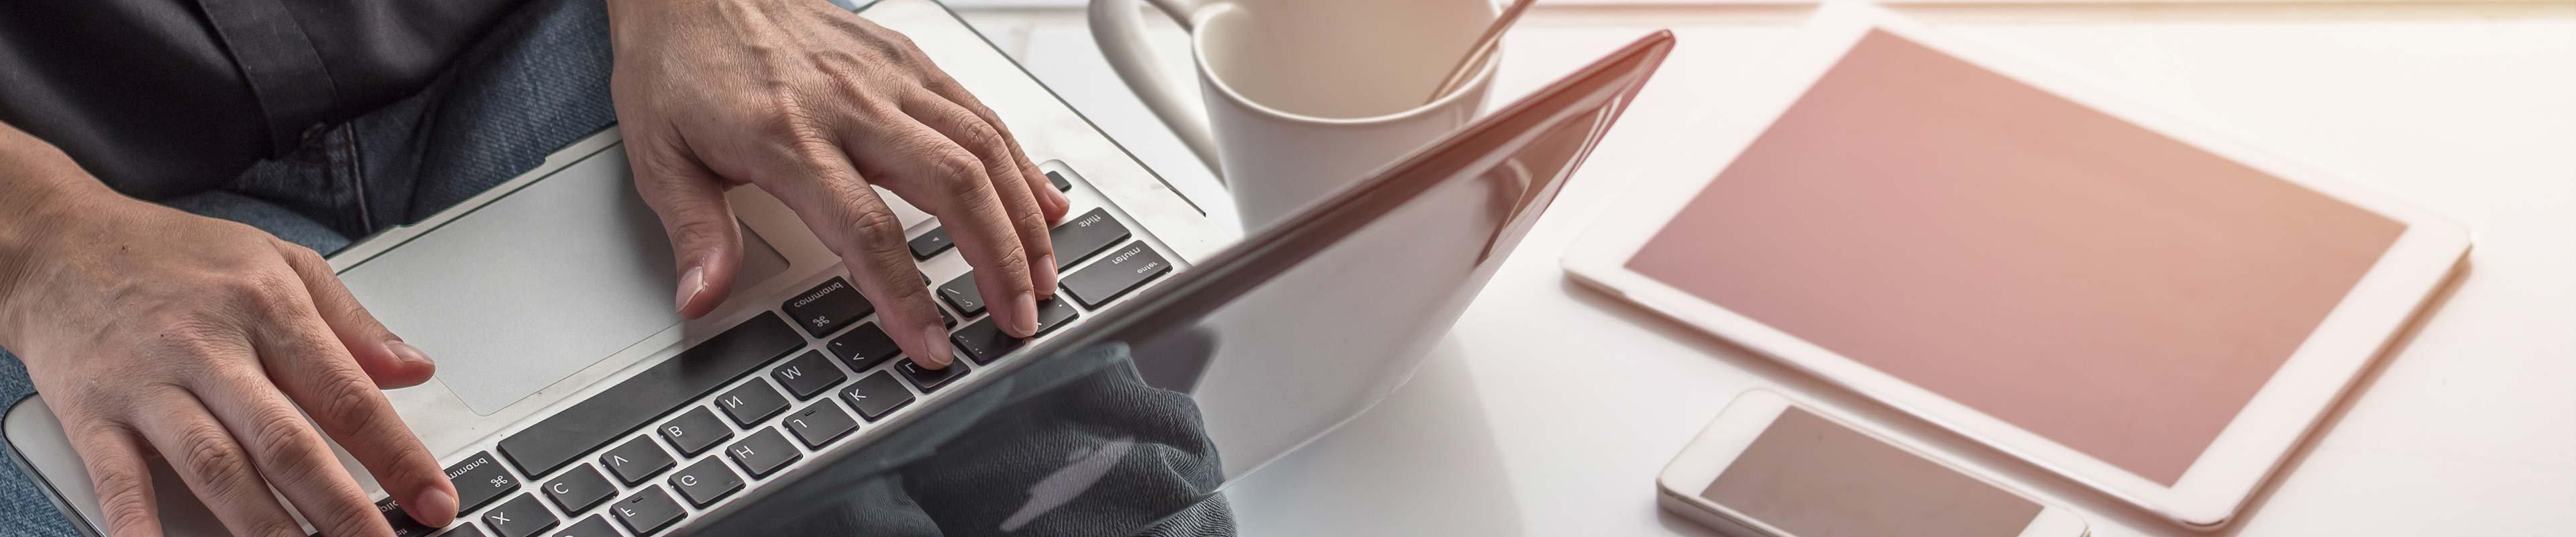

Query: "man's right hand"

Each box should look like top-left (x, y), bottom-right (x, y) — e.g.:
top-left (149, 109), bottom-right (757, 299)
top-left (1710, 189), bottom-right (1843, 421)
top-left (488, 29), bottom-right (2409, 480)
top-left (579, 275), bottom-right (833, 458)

top-left (0, 126), bottom-right (457, 536)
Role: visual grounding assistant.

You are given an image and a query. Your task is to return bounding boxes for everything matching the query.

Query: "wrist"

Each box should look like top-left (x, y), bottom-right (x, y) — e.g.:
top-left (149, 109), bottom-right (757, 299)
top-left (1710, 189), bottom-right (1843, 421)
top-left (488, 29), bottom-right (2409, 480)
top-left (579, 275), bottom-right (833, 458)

top-left (0, 132), bottom-right (119, 338)
top-left (605, 0), bottom-right (808, 52)
top-left (603, 0), bottom-right (696, 50)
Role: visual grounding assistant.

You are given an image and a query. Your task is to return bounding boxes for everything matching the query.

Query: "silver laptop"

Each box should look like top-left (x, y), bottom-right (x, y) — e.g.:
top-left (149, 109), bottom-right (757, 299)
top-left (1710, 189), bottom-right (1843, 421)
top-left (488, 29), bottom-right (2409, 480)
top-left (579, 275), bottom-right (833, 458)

top-left (2, 0), bottom-right (1673, 531)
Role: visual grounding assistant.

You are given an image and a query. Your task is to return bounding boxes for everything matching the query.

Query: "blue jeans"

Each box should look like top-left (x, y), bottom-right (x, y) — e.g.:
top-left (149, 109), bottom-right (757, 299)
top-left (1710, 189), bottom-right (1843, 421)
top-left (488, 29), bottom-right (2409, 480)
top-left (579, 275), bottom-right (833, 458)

top-left (0, 0), bottom-right (621, 532)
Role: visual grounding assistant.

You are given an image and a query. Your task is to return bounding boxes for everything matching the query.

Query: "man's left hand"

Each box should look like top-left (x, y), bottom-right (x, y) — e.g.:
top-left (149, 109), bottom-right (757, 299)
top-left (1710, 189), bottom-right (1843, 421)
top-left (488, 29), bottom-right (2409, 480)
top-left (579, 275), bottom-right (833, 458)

top-left (606, 0), bottom-right (1071, 369)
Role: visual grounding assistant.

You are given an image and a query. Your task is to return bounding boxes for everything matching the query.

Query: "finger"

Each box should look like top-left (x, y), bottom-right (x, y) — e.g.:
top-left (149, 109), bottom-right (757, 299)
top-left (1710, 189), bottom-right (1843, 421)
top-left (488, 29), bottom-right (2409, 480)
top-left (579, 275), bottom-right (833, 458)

top-left (923, 78), bottom-right (1067, 221)
top-left (629, 140), bottom-right (746, 319)
top-left (254, 286), bottom-right (459, 528)
top-left (64, 420), bottom-right (162, 537)
top-left (754, 138), bottom-right (956, 369)
top-left (850, 113), bottom-right (1040, 338)
top-left (239, 294), bottom-right (455, 532)
top-left (274, 240), bottom-right (433, 389)
top-left (905, 97), bottom-right (1060, 301)
top-left (132, 395), bottom-right (304, 537)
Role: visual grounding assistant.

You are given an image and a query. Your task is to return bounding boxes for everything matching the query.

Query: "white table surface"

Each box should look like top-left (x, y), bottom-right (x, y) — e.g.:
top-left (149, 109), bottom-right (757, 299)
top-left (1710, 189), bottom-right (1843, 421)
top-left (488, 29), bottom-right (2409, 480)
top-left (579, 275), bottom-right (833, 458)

top-left (954, 3), bottom-right (2576, 536)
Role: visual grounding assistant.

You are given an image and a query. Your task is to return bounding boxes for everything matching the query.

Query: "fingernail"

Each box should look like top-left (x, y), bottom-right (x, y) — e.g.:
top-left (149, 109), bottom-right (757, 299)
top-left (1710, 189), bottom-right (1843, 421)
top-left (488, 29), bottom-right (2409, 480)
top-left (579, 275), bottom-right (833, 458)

top-left (413, 486), bottom-right (458, 526)
top-left (674, 266), bottom-right (707, 311)
top-left (920, 326), bottom-right (955, 369)
top-left (1049, 188), bottom-right (1071, 213)
top-left (1035, 256), bottom-right (1060, 297)
top-left (1012, 291), bottom-right (1039, 337)
top-left (385, 340), bottom-right (433, 366)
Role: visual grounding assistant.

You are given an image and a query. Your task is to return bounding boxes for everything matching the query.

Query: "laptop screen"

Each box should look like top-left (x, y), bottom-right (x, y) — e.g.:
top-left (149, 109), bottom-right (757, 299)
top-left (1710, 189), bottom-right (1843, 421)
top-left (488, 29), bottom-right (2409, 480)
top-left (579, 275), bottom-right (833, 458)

top-left (687, 34), bottom-right (1668, 536)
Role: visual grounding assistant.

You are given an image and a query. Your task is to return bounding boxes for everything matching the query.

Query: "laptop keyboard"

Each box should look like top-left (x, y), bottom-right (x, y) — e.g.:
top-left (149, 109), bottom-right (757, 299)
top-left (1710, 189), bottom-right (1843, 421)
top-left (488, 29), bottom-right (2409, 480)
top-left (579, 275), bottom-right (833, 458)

top-left (356, 168), bottom-right (1175, 537)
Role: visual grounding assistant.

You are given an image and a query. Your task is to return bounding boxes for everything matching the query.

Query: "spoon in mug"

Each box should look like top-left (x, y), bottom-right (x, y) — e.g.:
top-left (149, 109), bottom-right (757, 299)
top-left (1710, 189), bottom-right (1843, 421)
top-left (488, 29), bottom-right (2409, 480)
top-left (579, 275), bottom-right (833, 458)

top-left (1426, 0), bottom-right (1540, 104)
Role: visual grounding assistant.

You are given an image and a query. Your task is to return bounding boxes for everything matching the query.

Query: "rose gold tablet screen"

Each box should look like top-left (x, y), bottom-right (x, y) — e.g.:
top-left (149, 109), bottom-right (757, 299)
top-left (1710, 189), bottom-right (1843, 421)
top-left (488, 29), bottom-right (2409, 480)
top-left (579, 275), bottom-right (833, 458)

top-left (1629, 30), bottom-right (2404, 485)
top-left (1703, 407), bottom-right (2040, 537)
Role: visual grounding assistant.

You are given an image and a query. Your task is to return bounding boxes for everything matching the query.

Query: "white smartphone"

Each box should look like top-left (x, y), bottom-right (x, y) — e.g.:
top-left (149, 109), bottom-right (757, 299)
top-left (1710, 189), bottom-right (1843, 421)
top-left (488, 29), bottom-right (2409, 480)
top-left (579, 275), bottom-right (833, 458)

top-left (1658, 390), bottom-right (2089, 537)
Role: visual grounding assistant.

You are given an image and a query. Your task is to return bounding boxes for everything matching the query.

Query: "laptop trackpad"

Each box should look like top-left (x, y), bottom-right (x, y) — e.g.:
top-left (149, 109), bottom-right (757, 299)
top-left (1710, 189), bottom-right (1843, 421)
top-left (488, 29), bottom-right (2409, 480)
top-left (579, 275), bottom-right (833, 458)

top-left (339, 147), bottom-right (790, 415)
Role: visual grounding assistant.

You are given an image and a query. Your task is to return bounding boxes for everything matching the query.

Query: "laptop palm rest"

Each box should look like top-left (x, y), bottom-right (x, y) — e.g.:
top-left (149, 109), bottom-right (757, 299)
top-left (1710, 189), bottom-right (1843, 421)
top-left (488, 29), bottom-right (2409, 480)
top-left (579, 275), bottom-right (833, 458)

top-left (337, 146), bottom-right (789, 415)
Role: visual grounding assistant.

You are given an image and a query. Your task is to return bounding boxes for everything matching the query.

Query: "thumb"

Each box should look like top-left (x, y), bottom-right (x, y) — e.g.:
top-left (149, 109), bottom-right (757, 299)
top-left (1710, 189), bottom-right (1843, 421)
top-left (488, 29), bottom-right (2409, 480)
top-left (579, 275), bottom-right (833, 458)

top-left (274, 240), bottom-right (435, 388)
top-left (632, 148), bottom-right (745, 320)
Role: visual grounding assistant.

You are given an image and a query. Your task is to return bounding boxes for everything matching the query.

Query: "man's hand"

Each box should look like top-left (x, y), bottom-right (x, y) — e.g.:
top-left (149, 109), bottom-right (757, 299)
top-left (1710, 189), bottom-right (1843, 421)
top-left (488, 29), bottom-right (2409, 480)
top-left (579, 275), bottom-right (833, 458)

top-left (607, 0), bottom-right (1069, 369)
top-left (0, 127), bottom-right (458, 536)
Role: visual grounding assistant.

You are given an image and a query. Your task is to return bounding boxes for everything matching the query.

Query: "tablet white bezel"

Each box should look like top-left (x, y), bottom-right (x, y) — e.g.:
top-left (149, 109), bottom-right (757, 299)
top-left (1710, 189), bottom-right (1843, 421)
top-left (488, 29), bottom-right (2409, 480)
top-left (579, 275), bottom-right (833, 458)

top-left (1571, 2), bottom-right (2469, 528)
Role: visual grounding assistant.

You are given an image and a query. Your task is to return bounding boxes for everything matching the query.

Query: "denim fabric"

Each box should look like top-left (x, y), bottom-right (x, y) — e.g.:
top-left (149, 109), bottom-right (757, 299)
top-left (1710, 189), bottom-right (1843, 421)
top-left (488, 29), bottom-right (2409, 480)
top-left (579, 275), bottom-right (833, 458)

top-left (222, 0), bottom-right (622, 244)
top-left (0, 0), bottom-right (617, 533)
top-left (0, 354), bottom-right (54, 536)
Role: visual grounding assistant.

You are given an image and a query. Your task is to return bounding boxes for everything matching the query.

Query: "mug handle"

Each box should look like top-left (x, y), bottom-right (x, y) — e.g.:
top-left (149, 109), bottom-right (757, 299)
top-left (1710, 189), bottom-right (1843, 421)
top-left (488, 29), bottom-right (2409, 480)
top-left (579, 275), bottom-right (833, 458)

top-left (1088, 0), bottom-right (1224, 178)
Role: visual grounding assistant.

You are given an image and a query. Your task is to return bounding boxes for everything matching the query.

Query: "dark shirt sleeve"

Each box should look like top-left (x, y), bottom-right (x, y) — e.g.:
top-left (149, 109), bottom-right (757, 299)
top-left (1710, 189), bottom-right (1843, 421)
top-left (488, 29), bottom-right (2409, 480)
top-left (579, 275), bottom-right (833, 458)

top-left (0, 1), bottom-right (267, 198)
top-left (0, 0), bottom-right (523, 198)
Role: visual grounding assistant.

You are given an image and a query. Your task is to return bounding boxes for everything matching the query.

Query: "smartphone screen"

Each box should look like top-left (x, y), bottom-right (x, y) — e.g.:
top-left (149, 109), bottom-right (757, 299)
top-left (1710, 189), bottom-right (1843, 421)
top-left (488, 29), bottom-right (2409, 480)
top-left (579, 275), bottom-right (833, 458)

top-left (1703, 407), bottom-right (2042, 536)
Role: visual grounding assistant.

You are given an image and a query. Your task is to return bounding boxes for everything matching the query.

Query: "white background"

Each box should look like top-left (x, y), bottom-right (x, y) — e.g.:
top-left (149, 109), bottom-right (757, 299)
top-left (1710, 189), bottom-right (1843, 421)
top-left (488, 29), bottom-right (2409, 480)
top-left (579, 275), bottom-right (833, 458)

top-left (947, 3), bottom-right (2576, 536)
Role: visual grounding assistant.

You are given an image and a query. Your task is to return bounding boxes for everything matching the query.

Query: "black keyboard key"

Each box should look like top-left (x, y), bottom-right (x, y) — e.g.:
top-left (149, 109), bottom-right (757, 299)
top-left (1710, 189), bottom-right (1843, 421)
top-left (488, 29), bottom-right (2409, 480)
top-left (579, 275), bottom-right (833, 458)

top-left (714, 379), bottom-right (790, 426)
top-left (497, 313), bottom-right (801, 477)
top-left (895, 358), bottom-right (968, 393)
top-left (949, 317), bottom-right (1020, 365)
top-left (936, 273), bottom-right (987, 316)
top-left (657, 407), bottom-right (733, 456)
top-left (949, 297), bottom-right (1067, 367)
top-left (609, 487), bottom-right (685, 536)
top-left (909, 227), bottom-right (956, 260)
top-left (1046, 170), bottom-right (1072, 192)
top-left (479, 493), bottom-right (557, 537)
top-left (1034, 297), bottom-right (1079, 336)
top-left (372, 497), bottom-right (439, 537)
top-left (724, 428), bottom-right (802, 478)
top-left (782, 402), bottom-right (859, 448)
top-left (444, 452), bottom-right (518, 515)
top-left (784, 277), bottom-right (872, 338)
top-left (770, 350), bottom-right (845, 400)
top-left (668, 458), bottom-right (743, 507)
top-left (598, 437), bottom-right (674, 486)
top-left (826, 323), bottom-right (902, 373)
top-left (1062, 242), bottom-right (1171, 308)
top-left (839, 372), bottom-right (914, 422)
top-left (1051, 208), bottom-right (1130, 268)
top-left (434, 523), bottom-right (486, 537)
top-left (541, 465), bottom-right (616, 515)
top-left (551, 516), bottom-right (619, 537)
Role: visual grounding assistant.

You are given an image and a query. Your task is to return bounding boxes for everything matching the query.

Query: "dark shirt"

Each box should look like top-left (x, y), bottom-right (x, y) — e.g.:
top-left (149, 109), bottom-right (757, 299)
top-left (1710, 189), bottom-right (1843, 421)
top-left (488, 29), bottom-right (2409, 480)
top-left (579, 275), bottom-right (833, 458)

top-left (0, 0), bottom-right (524, 199)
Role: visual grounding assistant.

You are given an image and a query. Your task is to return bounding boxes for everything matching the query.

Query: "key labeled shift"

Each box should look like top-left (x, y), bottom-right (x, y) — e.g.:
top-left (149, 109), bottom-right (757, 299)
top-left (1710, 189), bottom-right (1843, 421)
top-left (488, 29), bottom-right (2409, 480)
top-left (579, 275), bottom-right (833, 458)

top-left (1049, 208), bottom-right (1130, 269)
top-left (1062, 242), bottom-right (1169, 308)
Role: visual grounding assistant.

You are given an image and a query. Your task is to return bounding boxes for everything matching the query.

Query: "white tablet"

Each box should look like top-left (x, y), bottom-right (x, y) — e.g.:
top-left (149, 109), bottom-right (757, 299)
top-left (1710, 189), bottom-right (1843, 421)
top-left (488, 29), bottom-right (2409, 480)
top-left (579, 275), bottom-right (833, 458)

top-left (1566, 3), bottom-right (2468, 528)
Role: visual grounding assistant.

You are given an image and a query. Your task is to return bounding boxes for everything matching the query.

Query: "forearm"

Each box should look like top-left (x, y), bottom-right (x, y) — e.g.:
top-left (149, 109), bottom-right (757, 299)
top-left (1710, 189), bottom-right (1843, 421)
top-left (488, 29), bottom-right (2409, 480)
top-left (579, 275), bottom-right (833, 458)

top-left (0, 120), bottom-right (115, 320)
top-left (0, 120), bottom-right (107, 204)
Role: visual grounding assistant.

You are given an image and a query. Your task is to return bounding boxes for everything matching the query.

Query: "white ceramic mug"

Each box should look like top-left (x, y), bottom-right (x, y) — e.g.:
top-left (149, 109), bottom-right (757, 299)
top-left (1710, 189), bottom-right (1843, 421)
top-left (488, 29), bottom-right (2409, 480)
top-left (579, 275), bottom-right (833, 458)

top-left (1089, 0), bottom-right (1500, 229)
